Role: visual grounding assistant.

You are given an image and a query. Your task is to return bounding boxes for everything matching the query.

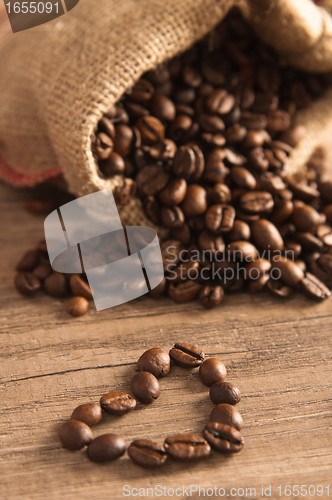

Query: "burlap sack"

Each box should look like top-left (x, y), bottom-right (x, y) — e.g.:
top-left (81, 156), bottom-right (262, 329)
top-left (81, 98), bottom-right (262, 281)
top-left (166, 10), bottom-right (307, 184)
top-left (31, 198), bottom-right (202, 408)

top-left (0, 0), bottom-right (332, 228)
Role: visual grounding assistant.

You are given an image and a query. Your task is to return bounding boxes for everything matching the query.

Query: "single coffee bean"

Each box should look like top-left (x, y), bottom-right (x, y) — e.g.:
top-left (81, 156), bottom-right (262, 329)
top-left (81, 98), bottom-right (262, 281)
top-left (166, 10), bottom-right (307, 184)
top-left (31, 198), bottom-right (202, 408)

top-left (240, 111), bottom-right (267, 130)
top-left (205, 204), bottom-right (235, 234)
top-left (251, 219), bottom-right (284, 252)
top-left (144, 196), bottom-right (161, 225)
top-left (247, 147), bottom-right (269, 172)
top-left (59, 420), bottom-right (93, 451)
top-left (98, 116), bottom-right (116, 139)
top-left (242, 129), bottom-right (270, 149)
top-left (70, 403), bottom-right (102, 426)
top-left (168, 281), bottom-right (203, 302)
top-left (248, 273), bottom-right (270, 293)
top-left (113, 124), bottom-right (134, 157)
top-left (69, 274), bottom-right (93, 300)
top-left (128, 78), bottom-right (154, 102)
top-left (99, 151), bottom-right (125, 177)
top-left (181, 185), bottom-right (207, 217)
top-left (198, 113), bottom-right (225, 133)
top-left (164, 434), bottom-right (210, 461)
top-left (210, 381), bottom-right (241, 405)
top-left (210, 403), bottom-right (243, 431)
top-left (291, 204), bottom-right (321, 232)
top-left (87, 434), bottom-right (126, 463)
top-left (114, 177), bottom-right (136, 205)
top-left (170, 223), bottom-right (191, 246)
top-left (168, 114), bottom-right (192, 142)
top-left (203, 148), bottom-right (229, 183)
top-left (225, 123), bottom-right (247, 143)
top-left (137, 348), bottom-right (171, 377)
top-left (207, 89), bottom-right (235, 115)
top-left (227, 241), bottom-right (258, 262)
top-left (203, 422), bottom-right (244, 454)
top-left (293, 231), bottom-right (324, 253)
top-left (316, 224), bottom-right (332, 246)
top-left (100, 391), bottom-right (137, 415)
top-left (230, 166), bottom-right (257, 190)
top-left (239, 191), bottom-right (274, 214)
top-left (32, 262), bottom-right (52, 281)
top-left (199, 358), bottom-right (227, 387)
top-left (271, 256), bottom-right (304, 287)
top-left (169, 342), bottom-right (204, 368)
top-left (44, 272), bottom-right (68, 297)
top-left (159, 178), bottom-right (187, 206)
top-left (317, 254), bottom-right (332, 278)
top-left (245, 258), bottom-right (271, 280)
top-left (199, 285), bottom-right (224, 309)
top-left (136, 116), bottom-right (165, 145)
top-left (299, 273), bottom-right (331, 301)
top-left (66, 296), bottom-right (89, 317)
top-left (267, 278), bottom-right (295, 298)
top-left (160, 239), bottom-right (183, 269)
top-left (15, 272), bottom-right (41, 296)
top-left (172, 144), bottom-right (204, 181)
top-left (227, 220), bottom-right (251, 242)
top-left (16, 249), bottom-right (41, 272)
top-left (161, 206), bottom-right (185, 229)
top-left (270, 199), bottom-right (294, 224)
top-left (171, 259), bottom-right (200, 283)
top-left (209, 183), bottom-right (231, 204)
top-left (150, 95), bottom-right (176, 122)
top-left (92, 132), bottom-right (114, 160)
top-left (266, 109), bottom-right (291, 133)
top-left (136, 165), bottom-right (169, 197)
top-left (198, 230), bottom-right (225, 255)
top-left (130, 371), bottom-right (160, 404)
top-left (128, 439), bottom-right (167, 468)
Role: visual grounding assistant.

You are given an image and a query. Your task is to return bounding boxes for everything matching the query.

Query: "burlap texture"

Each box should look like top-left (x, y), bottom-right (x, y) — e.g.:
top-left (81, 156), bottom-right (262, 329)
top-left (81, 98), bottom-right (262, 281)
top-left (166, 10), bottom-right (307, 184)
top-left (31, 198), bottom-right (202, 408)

top-left (0, 0), bottom-right (332, 228)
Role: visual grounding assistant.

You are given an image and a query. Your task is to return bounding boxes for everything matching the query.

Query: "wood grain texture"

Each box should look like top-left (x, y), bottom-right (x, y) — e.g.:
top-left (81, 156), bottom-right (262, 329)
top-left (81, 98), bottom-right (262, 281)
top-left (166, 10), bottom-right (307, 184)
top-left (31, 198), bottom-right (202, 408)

top-left (0, 183), bottom-right (331, 500)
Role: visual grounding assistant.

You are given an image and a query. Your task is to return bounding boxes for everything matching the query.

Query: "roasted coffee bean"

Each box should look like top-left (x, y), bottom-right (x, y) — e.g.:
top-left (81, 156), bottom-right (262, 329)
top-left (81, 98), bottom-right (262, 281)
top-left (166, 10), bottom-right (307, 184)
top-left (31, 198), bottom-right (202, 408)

top-left (260, 173), bottom-right (286, 194)
top-left (227, 220), bottom-right (251, 242)
top-left (317, 254), bottom-right (332, 278)
top-left (172, 144), bottom-right (204, 181)
top-left (319, 180), bottom-right (332, 204)
top-left (299, 273), bottom-right (331, 301)
top-left (198, 230), bottom-right (225, 255)
top-left (198, 113), bottom-right (225, 133)
top-left (43, 274), bottom-right (67, 298)
top-left (137, 348), bottom-right (171, 377)
top-left (210, 381), bottom-right (241, 405)
top-left (291, 204), bottom-right (321, 232)
top-left (16, 249), bottom-right (41, 272)
top-left (171, 259), bottom-right (200, 283)
top-left (69, 274), bottom-right (93, 300)
top-left (125, 101), bottom-right (150, 120)
top-left (113, 124), bottom-right (134, 157)
top-left (199, 358), bottom-right (227, 387)
top-left (245, 258), bottom-right (271, 280)
top-left (59, 420), bottom-right (93, 451)
top-left (67, 297), bottom-right (89, 317)
top-left (316, 224), bottom-right (332, 246)
top-left (32, 262), bottom-right (52, 281)
top-left (227, 241), bottom-right (258, 261)
top-left (182, 64), bottom-right (202, 88)
top-left (136, 165), bottom-right (169, 197)
top-left (98, 116), bottom-right (116, 139)
top-left (171, 223), bottom-right (191, 246)
top-left (93, 132), bottom-right (114, 160)
top-left (270, 199), bottom-right (294, 224)
top-left (293, 231), bottom-right (324, 253)
top-left (205, 204), bottom-right (235, 234)
top-left (143, 196), bottom-right (161, 225)
top-left (159, 178), bottom-right (187, 206)
top-left (169, 114), bottom-right (192, 142)
top-left (201, 62), bottom-right (225, 86)
top-left (136, 116), bottom-right (165, 145)
top-left (161, 206), bottom-right (185, 229)
top-left (150, 95), bottom-right (176, 122)
top-left (242, 129), bottom-right (270, 149)
top-left (100, 391), bottom-right (137, 415)
top-left (247, 147), bottom-right (269, 172)
top-left (230, 166), bottom-right (257, 190)
top-left (87, 434), bottom-right (126, 463)
top-left (15, 272), bottom-right (41, 296)
top-left (271, 256), bottom-right (304, 287)
top-left (210, 403), bottom-right (244, 431)
top-left (206, 89), bottom-right (235, 115)
top-left (128, 439), bottom-right (167, 468)
top-left (181, 185), bottom-right (207, 217)
top-left (114, 178), bottom-right (136, 205)
top-left (240, 111), bottom-right (267, 130)
top-left (128, 79), bottom-right (154, 102)
top-left (99, 152), bottom-right (125, 177)
top-left (161, 239), bottom-right (183, 269)
top-left (266, 109), bottom-right (291, 133)
top-left (208, 183), bottom-right (231, 205)
top-left (203, 422), bottom-right (244, 454)
top-left (130, 371), bottom-right (160, 404)
top-left (169, 342), bottom-right (204, 368)
top-left (251, 219), bottom-right (284, 252)
top-left (287, 178), bottom-right (320, 202)
top-left (225, 123), bottom-right (247, 143)
top-left (267, 278), bottom-right (295, 298)
top-left (239, 191), bottom-right (274, 214)
top-left (70, 403), bottom-right (102, 426)
top-left (199, 285), bottom-right (224, 309)
top-left (168, 280), bottom-right (202, 302)
top-left (164, 434), bottom-right (210, 461)
top-left (248, 273), bottom-right (270, 292)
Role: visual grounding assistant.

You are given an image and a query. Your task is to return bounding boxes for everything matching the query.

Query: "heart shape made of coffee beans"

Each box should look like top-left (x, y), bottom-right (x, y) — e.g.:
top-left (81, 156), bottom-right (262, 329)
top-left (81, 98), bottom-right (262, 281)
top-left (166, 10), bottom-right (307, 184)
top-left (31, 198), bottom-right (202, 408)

top-left (58, 342), bottom-right (244, 468)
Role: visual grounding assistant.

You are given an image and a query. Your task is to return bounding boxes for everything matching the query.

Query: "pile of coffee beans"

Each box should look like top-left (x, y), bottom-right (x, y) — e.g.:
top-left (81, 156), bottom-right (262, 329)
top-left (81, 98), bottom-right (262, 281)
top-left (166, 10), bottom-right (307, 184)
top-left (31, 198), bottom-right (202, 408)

top-left (59, 342), bottom-right (244, 467)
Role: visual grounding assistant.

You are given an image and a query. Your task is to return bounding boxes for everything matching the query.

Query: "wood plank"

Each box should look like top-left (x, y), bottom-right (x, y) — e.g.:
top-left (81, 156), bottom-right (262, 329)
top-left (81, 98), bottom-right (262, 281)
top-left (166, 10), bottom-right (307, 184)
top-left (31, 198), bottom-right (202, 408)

top-left (0, 183), bottom-right (331, 500)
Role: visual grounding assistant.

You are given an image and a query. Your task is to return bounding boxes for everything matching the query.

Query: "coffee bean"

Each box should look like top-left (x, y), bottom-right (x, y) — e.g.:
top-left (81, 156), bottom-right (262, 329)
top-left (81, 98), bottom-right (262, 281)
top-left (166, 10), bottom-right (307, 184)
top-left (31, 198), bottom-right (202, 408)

top-left (199, 285), bottom-right (224, 309)
top-left (207, 89), bottom-right (235, 115)
top-left (245, 258), bottom-right (271, 280)
top-left (136, 116), bottom-right (165, 145)
top-left (203, 422), bottom-right (244, 454)
top-left (67, 297), bottom-right (89, 317)
top-left (198, 230), bottom-right (225, 255)
top-left (169, 342), bottom-right (204, 368)
top-left (159, 178), bottom-right (187, 206)
top-left (293, 231), bottom-right (324, 253)
top-left (32, 263), bottom-right (52, 281)
top-left (143, 196), bottom-right (161, 225)
top-left (169, 114), bottom-right (192, 142)
top-left (240, 111), bottom-right (267, 130)
top-left (161, 206), bottom-right (185, 229)
top-left (180, 185), bottom-right (207, 218)
top-left (113, 124), bottom-right (134, 157)
top-left (271, 256), bottom-right (304, 287)
top-left (251, 219), bottom-right (284, 252)
top-left (230, 166), bottom-right (257, 190)
top-left (171, 259), bottom-right (200, 283)
top-left (128, 79), bottom-right (154, 102)
top-left (150, 95), bottom-right (176, 122)
top-left (227, 220), bottom-right (251, 242)
top-left (92, 132), bottom-right (114, 160)
top-left (266, 109), bottom-right (291, 133)
top-left (172, 144), bottom-right (204, 181)
top-left (164, 434), bottom-right (210, 461)
top-left (198, 113), bottom-right (225, 133)
top-left (128, 439), bottom-right (167, 468)
top-left (299, 273), bottom-right (331, 301)
top-left (319, 180), bottom-right (332, 204)
top-left (267, 278), bottom-right (295, 298)
top-left (100, 391), bottom-right (137, 415)
top-left (317, 254), bottom-right (332, 279)
top-left (69, 274), bottom-right (93, 300)
top-left (59, 420), bottom-right (93, 451)
top-left (316, 224), bottom-right (332, 246)
top-left (160, 239), bottom-right (183, 269)
top-left (114, 177), bottom-right (136, 205)
top-left (15, 272), bottom-right (41, 296)
top-left (287, 178), bottom-right (320, 202)
top-left (205, 204), bottom-right (235, 234)
top-left (210, 403), bottom-right (243, 431)
top-left (209, 183), bottom-right (231, 204)
top-left (225, 124), bottom-right (247, 143)
top-left (70, 403), bottom-right (102, 426)
top-left (130, 372), bottom-right (160, 404)
top-left (16, 249), bottom-right (41, 272)
top-left (199, 358), bottom-right (227, 387)
top-left (239, 191), bottom-right (274, 214)
top-left (87, 434), bottom-right (126, 463)
top-left (210, 381), bottom-right (241, 405)
top-left (137, 348), bottom-right (171, 377)
top-left (248, 273), bottom-right (270, 293)
top-left (136, 165), bottom-right (169, 197)
top-left (291, 204), bottom-right (321, 232)
top-left (227, 241), bottom-right (258, 261)
top-left (99, 152), bottom-right (125, 177)
top-left (168, 281), bottom-right (203, 302)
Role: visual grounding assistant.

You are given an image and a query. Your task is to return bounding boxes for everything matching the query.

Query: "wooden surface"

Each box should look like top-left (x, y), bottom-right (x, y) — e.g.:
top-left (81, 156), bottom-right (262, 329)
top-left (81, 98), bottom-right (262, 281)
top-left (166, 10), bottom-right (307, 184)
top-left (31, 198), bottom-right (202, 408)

top-left (1, 182), bottom-right (331, 500)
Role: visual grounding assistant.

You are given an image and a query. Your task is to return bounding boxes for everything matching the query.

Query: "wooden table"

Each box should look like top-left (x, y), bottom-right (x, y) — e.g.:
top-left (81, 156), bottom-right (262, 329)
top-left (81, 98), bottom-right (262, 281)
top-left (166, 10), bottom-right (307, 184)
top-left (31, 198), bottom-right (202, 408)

top-left (1, 182), bottom-right (331, 500)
